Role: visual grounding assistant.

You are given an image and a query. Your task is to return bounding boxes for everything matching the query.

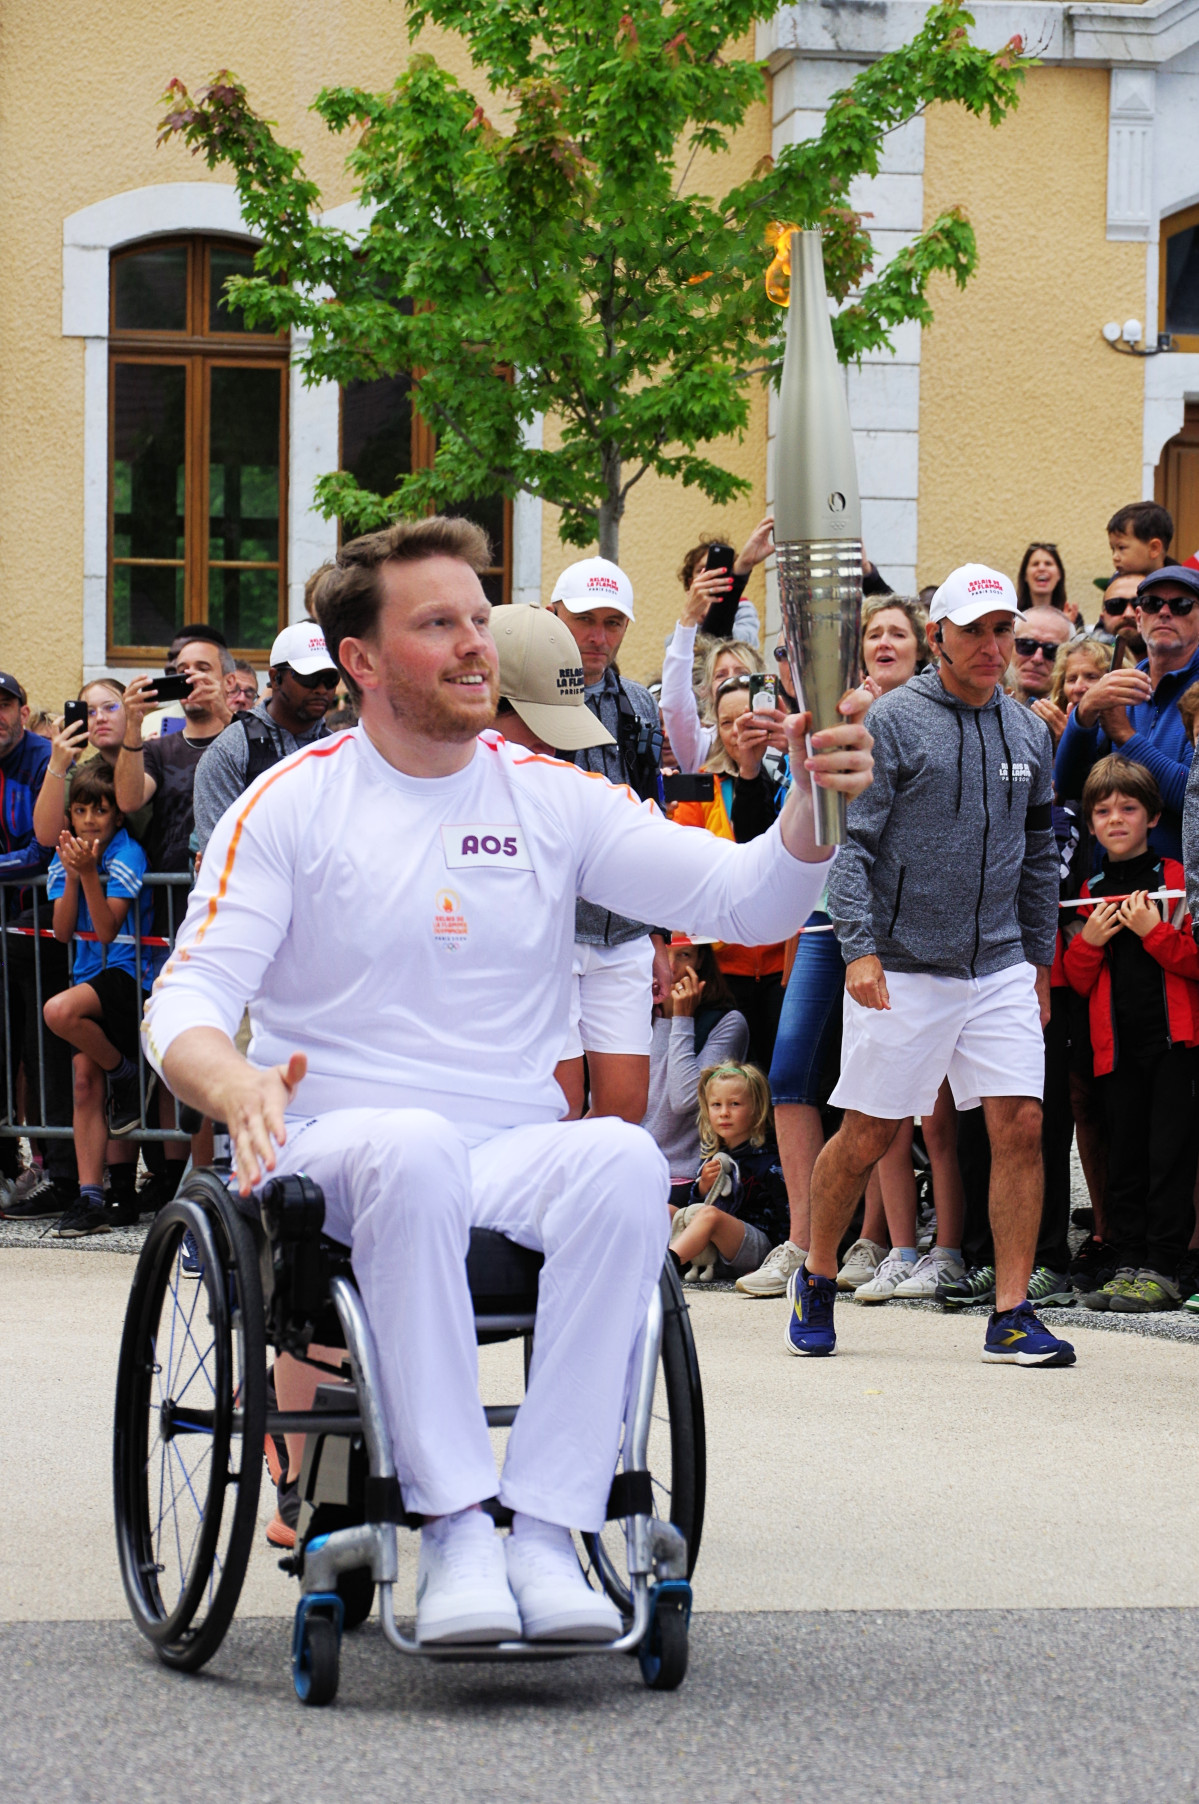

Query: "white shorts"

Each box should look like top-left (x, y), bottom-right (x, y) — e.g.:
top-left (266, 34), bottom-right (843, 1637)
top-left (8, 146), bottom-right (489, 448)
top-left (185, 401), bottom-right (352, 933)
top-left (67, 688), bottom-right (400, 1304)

top-left (829, 963), bottom-right (1044, 1119)
top-left (559, 938), bottom-right (654, 1061)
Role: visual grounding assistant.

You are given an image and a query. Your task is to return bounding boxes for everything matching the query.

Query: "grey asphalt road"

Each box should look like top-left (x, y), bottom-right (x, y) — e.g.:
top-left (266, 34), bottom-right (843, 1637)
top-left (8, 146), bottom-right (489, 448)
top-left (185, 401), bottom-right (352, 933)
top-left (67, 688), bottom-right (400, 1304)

top-left (5, 1609), bottom-right (1199, 1803)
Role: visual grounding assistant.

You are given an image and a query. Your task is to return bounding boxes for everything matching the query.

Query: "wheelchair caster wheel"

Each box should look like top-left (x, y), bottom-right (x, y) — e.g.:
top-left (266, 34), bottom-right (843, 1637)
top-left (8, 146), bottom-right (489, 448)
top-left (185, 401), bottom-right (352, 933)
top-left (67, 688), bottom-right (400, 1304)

top-left (638, 1580), bottom-right (691, 1692)
top-left (292, 1597), bottom-right (343, 1707)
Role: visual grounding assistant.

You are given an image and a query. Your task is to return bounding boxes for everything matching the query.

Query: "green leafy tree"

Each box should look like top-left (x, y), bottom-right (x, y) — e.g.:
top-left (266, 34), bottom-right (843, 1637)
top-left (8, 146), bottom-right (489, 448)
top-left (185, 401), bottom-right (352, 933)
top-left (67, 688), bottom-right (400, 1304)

top-left (160, 0), bottom-right (1029, 559)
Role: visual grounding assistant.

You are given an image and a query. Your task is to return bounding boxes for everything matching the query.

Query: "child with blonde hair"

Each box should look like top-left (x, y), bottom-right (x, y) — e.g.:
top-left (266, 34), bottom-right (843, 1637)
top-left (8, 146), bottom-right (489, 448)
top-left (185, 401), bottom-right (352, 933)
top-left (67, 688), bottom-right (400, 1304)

top-left (669, 1062), bottom-right (788, 1282)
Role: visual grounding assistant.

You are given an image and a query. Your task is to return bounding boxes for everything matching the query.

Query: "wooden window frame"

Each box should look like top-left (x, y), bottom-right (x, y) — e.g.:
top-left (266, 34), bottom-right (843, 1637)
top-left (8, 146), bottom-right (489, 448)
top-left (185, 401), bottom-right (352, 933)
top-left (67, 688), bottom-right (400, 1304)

top-left (1160, 202), bottom-right (1199, 354)
top-left (337, 371), bottom-right (513, 606)
top-left (107, 236), bottom-right (289, 664)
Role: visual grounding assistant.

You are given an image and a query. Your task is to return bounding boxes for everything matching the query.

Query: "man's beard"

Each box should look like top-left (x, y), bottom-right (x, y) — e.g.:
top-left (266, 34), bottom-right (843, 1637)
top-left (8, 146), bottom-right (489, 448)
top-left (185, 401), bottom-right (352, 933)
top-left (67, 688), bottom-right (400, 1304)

top-left (384, 663), bottom-right (499, 742)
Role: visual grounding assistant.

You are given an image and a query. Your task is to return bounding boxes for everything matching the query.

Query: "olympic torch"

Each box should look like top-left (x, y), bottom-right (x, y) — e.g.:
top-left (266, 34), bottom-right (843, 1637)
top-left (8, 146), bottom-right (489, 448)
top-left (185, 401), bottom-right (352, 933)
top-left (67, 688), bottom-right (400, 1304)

top-left (771, 228), bottom-right (862, 844)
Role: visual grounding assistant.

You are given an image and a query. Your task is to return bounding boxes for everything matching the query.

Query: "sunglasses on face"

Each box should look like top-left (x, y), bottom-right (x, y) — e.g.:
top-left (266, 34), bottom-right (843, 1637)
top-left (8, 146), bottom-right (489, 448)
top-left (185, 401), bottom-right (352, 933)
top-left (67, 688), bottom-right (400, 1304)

top-left (714, 674), bottom-right (752, 700)
top-left (1102, 595), bottom-right (1136, 616)
top-left (1013, 638), bottom-right (1059, 659)
top-left (284, 665), bottom-right (340, 689)
top-left (1137, 593), bottom-right (1197, 617)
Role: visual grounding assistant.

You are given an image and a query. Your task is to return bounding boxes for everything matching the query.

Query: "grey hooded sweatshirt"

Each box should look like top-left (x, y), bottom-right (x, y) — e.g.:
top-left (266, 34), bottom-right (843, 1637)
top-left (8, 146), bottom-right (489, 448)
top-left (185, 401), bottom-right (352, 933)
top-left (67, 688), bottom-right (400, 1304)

top-left (826, 668), bottom-right (1058, 979)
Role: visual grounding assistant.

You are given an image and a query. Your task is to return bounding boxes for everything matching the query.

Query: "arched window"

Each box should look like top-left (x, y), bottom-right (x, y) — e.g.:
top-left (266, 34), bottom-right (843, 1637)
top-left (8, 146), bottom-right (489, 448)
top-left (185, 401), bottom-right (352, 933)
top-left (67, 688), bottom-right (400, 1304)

top-left (108, 235), bottom-right (288, 660)
top-left (340, 370), bottom-right (512, 605)
top-left (1160, 204), bottom-right (1199, 353)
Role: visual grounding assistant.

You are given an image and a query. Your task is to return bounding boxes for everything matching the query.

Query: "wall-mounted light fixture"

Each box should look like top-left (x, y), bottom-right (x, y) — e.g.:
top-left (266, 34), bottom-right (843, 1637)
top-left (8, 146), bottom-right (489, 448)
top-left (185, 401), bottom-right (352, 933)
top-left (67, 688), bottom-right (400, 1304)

top-left (1102, 319), bottom-right (1174, 356)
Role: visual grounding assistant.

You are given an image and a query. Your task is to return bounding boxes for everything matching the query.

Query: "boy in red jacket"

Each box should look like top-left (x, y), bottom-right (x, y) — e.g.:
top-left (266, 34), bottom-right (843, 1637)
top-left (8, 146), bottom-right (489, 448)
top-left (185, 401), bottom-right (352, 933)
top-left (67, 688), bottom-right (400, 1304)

top-left (1064, 755), bottom-right (1199, 1311)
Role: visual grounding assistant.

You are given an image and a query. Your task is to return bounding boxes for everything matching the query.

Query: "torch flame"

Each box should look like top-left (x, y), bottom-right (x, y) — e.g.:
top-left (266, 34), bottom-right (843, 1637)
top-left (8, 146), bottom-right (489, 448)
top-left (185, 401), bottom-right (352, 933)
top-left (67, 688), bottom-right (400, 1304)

top-left (764, 221), bottom-right (799, 306)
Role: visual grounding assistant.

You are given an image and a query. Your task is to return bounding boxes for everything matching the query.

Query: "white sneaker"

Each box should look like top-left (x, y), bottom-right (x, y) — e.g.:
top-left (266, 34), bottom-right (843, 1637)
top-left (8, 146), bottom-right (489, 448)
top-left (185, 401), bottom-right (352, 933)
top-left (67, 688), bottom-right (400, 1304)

top-left (734, 1240), bottom-right (807, 1298)
top-left (416, 1509), bottom-right (522, 1645)
top-left (505, 1515), bottom-right (623, 1642)
top-left (836, 1237), bottom-right (887, 1291)
top-left (892, 1249), bottom-right (966, 1299)
top-left (853, 1250), bottom-right (916, 1304)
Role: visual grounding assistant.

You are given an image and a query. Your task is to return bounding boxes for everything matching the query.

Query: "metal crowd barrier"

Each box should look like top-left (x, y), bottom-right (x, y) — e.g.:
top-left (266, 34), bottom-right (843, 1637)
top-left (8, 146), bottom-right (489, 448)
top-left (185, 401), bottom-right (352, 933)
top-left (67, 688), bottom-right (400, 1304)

top-left (0, 870), bottom-right (192, 1142)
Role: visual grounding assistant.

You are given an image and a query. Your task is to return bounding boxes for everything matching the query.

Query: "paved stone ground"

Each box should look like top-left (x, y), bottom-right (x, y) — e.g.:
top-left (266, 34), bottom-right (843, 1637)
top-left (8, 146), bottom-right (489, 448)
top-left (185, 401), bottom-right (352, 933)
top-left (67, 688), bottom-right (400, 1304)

top-left (6, 1610), bottom-right (1199, 1803)
top-left (7, 1165), bottom-right (1199, 1802)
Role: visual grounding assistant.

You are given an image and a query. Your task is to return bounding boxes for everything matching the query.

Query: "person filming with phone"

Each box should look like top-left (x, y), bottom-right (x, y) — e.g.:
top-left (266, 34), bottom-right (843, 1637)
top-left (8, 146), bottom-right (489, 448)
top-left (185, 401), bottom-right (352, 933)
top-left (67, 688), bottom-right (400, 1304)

top-left (116, 640), bottom-right (232, 969)
top-left (670, 671), bottom-right (786, 1070)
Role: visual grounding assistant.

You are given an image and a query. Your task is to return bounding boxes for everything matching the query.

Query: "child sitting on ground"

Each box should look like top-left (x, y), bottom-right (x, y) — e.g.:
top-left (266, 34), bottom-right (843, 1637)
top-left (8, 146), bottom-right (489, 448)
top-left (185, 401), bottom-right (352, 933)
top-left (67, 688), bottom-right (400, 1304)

top-left (41, 763), bottom-right (152, 1238)
top-left (669, 1062), bottom-right (788, 1283)
top-left (1063, 755), bottom-right (1199, 1313)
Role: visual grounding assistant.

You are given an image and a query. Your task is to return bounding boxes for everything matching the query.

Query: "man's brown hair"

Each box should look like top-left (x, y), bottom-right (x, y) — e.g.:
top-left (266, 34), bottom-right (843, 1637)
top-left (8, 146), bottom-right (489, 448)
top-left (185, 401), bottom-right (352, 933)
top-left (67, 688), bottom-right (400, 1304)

top-left (1081, 753), bottom-right (1163, 826)
top-left (315, 516), bottom-right (492, 698)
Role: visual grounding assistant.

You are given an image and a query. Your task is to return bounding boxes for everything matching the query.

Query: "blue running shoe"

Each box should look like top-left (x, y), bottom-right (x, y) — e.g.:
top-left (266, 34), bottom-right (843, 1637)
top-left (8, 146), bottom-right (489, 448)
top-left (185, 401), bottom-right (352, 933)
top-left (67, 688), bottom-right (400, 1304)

top-left (181, 1230), bottom-right (203, 1279)
top-left (784, 1266), bottom-right (837, 1357)
top-left (982, 1300), bottom-right (1075, 1367)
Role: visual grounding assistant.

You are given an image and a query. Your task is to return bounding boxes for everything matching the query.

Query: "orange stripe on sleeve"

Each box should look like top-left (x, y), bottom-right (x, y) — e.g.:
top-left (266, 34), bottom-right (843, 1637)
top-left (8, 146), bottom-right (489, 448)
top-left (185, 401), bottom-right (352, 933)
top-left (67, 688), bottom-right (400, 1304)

top-left (190, 735), bottom-right (354, 949)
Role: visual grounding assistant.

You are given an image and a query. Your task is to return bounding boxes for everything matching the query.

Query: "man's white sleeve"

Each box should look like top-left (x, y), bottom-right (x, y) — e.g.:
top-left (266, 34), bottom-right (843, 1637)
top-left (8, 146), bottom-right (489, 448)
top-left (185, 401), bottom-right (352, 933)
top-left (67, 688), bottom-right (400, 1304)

top-left (659, 625), bottom-right (714, 775)
top-left (569, 773), bottom-right (829, 945)
top-left (141, 785), bottom-right (295, 1076)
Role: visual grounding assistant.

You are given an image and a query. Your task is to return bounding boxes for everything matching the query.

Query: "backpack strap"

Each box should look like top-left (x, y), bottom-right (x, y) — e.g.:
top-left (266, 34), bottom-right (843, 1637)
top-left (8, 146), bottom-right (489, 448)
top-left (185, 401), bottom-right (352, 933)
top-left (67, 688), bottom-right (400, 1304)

top-left (235, 713), bottom-right (284, 787)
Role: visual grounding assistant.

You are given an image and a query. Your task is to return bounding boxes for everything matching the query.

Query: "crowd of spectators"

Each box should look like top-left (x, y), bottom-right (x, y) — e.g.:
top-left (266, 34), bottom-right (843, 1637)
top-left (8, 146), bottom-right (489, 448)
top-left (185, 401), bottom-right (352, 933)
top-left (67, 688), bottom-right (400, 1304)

top-left (5, 494), bottom-right (1199, 1336)
top-left (0, 622), bottom-right (345, 1237)
top-left (639, 499), bottom-right (1199, 1320)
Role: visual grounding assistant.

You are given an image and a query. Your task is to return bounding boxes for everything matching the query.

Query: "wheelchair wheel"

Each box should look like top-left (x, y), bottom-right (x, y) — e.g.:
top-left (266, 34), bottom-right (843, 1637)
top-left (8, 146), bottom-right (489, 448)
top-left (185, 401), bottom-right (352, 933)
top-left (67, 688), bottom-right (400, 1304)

top-left (581, 1262), bottom-right (706, 1615)
top-left (114, 1170), bottom-right (266, 1672)
top-left (639, 1585), bottom-right (690, 1691)
top-left (294, 1611), bottom-right (340, 1707)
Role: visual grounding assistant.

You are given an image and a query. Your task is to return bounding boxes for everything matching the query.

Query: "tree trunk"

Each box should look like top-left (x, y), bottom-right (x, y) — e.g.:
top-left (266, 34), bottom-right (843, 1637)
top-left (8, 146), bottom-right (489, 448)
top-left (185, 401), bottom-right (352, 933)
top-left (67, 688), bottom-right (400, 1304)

top-left (597, 502), bottom-right (620, 563)
top-left (598, 442), bottom-right (622, 563)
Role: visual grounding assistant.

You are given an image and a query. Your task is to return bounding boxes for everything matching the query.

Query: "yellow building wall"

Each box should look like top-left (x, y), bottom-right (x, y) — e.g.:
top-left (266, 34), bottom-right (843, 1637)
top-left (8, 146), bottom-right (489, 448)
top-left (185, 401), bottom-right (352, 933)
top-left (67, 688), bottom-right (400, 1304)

top-left (540, 35), bottom-right (772, 684)
top-left (918, 66), bottom-right (1145, 618)
top-left (0, 0), bottom-right (480, 707)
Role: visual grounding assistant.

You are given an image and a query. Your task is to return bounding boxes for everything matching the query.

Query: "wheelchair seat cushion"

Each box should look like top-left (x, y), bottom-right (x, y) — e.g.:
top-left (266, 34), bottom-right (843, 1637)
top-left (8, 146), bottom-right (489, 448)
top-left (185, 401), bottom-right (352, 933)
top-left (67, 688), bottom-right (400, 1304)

top-left (466, 1230), bottom-right (543, 1314)
top-left (315, 1227), bottom-right (542, 1315)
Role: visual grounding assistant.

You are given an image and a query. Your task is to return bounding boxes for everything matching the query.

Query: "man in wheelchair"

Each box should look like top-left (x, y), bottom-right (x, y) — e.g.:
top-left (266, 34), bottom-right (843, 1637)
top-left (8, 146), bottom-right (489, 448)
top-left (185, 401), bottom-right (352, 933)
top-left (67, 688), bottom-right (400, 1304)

top-left (141, 516), bottom-right (872, 1646)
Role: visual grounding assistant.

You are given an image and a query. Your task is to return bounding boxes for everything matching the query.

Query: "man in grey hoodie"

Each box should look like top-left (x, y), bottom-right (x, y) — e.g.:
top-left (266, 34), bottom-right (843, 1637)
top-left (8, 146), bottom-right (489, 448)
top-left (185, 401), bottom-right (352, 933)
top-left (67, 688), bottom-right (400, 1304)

top-left (785, 564), bottom-right (1074, 1368)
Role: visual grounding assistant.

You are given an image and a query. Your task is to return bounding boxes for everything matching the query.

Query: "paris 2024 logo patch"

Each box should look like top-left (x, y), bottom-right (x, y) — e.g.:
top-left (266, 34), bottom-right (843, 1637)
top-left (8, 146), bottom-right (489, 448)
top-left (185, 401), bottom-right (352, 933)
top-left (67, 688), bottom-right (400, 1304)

top-left (433, 888), bottom-right (469, 951)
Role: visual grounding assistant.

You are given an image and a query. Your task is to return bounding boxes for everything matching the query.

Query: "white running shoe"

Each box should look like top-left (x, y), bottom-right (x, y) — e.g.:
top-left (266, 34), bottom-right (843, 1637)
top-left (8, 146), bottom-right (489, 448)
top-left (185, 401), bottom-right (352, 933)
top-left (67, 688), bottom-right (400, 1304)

top-left (415, 1509), bottom-right (522, 1645)
top-left (892, 1249), bottom-right (966, 1299)
top-left (853, 1250), bottom-right (916, 1304)
top-left (734, 1240), bottom-right (807, 1298)
top-left (836, 1237), bottom-right (887, 1291)
top-left (505, 1516), bottom-right (623, 1642)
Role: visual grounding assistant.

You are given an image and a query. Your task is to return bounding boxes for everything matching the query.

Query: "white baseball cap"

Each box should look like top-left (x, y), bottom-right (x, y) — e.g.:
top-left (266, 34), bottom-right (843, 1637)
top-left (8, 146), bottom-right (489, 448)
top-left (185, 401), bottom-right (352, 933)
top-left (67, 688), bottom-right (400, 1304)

top-left (269, 621), bottom-right (338, 676)
top-left (494, 605), bottom-right (615, 751)
top-left (549, 557), bottom-right (635, 622)
top-left (929, 564), bottom-right (1019, 627)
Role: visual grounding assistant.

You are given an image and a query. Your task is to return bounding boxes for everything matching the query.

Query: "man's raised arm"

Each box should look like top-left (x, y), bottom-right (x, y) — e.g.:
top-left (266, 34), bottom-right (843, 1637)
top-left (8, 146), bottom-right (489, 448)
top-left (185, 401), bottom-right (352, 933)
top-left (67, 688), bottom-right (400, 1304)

top-left (570, 710), bottom-right (872, 946)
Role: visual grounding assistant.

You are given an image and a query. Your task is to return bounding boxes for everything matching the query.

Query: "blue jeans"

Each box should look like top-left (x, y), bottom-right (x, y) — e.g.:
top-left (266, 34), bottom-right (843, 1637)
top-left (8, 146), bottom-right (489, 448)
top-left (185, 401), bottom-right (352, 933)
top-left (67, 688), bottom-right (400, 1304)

top-left (768, 913), bottom-right (844, 1107)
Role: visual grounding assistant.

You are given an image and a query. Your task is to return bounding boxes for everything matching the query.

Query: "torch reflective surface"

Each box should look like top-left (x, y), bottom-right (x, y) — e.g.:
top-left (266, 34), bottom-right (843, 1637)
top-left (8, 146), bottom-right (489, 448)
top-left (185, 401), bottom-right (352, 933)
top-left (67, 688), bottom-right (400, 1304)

top-left (773, 229), bottom-right (862, 844)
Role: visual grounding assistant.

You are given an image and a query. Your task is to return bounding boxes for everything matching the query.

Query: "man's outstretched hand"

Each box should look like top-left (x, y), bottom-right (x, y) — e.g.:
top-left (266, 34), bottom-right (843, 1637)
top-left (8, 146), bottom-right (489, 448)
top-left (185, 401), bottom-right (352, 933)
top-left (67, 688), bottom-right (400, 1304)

top-left (163, 1028), bottom-right (307, 1197)
top-left (220, 1052), bottom-right (308, 1196)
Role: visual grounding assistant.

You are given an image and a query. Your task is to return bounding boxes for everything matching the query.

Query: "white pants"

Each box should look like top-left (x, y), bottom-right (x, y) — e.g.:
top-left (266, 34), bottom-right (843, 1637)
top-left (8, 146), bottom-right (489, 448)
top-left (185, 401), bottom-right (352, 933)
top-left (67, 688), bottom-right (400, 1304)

top-left (560, 939), bottom-right (654, 1061)
top-left (829, 963), bottom-right (1044, 1118)
top-left (272, 1109), bottom-right (670, 1529)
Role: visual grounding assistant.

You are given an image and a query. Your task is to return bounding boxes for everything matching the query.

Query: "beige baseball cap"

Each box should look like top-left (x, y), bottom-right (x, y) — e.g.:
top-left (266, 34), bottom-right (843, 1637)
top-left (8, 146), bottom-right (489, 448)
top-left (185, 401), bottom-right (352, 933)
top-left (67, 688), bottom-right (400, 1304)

top-left (493, 605), bottom-right (615, 751)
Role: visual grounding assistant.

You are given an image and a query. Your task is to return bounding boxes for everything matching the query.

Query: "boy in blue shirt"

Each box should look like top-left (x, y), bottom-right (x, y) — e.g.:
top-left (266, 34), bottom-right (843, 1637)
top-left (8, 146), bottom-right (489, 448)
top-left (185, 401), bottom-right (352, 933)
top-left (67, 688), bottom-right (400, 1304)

top-left (41, 763), bottom-right (152, 1236)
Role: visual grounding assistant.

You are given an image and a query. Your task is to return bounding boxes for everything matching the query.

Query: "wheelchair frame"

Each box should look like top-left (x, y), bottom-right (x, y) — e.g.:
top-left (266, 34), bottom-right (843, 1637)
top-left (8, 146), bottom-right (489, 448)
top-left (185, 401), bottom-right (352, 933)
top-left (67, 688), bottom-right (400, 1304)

top-left (113, 1167), bottom-right (704, 1707)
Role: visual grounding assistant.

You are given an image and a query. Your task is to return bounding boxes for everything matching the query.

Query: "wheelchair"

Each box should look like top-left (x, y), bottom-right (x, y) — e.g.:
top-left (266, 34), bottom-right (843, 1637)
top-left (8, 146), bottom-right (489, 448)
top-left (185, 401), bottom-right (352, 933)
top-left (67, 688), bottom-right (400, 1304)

top-left (112, 1164), bottom-right (706, 1707)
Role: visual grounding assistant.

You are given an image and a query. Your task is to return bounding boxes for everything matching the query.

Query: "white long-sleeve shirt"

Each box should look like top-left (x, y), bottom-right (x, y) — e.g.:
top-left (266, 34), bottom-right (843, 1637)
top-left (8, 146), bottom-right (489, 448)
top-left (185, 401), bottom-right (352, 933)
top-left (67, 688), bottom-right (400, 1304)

top-left (660, 623), bottom-right (716, 775)
top-left (143, 726), bottom-right (829, 1131)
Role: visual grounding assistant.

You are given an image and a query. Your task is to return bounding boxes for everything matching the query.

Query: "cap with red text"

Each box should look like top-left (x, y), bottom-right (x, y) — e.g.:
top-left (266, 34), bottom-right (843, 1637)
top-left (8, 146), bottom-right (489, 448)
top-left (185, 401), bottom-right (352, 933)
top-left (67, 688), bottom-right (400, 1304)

top-left (269, 622), bottom-right (338, 677)
top-left (549, 557), bottom-right (635, 622)
top-left (929, 564), bottom-right (1019, 627)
